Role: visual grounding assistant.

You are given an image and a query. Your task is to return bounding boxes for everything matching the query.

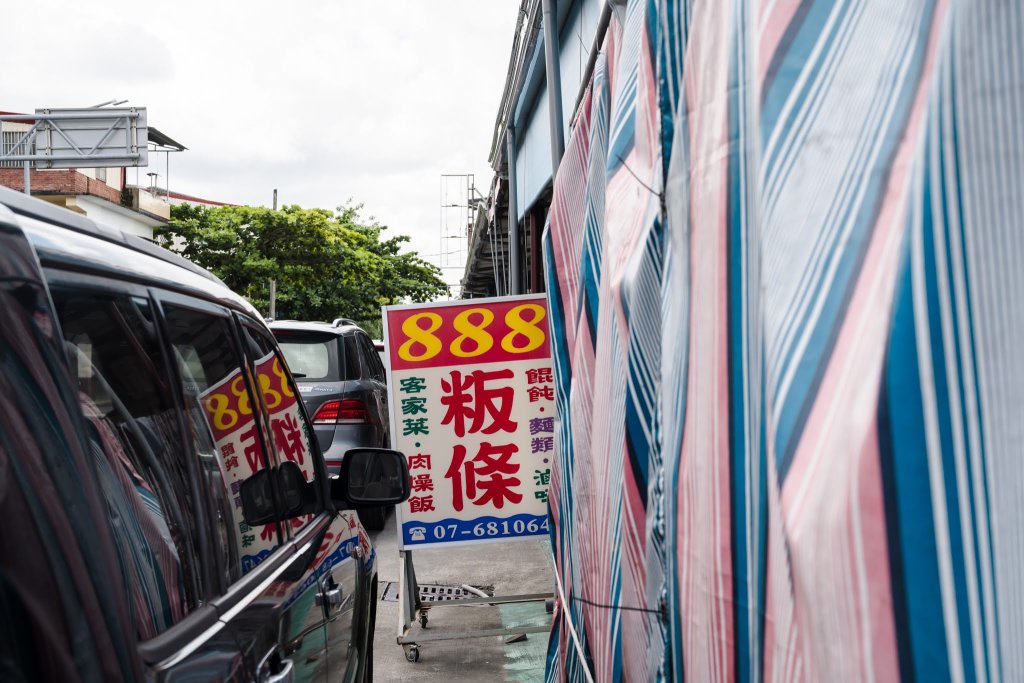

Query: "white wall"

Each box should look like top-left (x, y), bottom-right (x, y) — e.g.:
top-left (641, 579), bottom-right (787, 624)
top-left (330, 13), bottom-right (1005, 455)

top-left (516, 87), bottom-right (553, 220)
top-left (76, 195), bottom-right (159, 240)
top-left (558, 0), bottom-right (603, 139)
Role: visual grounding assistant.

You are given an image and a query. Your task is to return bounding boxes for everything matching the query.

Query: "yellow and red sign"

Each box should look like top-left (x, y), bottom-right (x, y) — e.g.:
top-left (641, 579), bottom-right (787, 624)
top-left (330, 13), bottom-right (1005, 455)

top-left (384, 294), bottom-right (554, 549)
top-left (199, 352), bottom-right (318, 572)
top-left (200, 355), bottom-right (296, 443)
top-left (388, 297), bottom-right (550, 371)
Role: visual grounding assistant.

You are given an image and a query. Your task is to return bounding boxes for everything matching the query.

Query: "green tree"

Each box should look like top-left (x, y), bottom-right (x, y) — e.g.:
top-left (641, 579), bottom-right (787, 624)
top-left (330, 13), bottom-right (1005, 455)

top-left (156, 203), bottom-right (447, 332)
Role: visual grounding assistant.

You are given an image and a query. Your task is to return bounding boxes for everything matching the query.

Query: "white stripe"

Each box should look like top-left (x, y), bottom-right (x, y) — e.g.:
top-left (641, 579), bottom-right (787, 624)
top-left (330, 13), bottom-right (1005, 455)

top-left (783, 0), bottom-right (927, 520)
top-left (956, 0), bottom-right (1024, 675)
top-left (553, 557), bottom-right (597, 683)
top-left (939, 25), bottom-right (1000, 679)
top-left (771, 1), bottom-right (925, 436)
top-left (911, 155), bottom-right (966, 683)
top-left (738, 0), bottom-right (766, 676)
top-left (762, 1), bottom-right (847, 174)
top-left (764, 0), bottom-right (912, 390)
top-left (928, 65), bottom-right (988, 681)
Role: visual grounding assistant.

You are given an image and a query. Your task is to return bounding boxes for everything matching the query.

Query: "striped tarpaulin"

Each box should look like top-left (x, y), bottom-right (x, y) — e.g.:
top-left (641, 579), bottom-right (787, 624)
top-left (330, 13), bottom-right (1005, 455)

top-left (542, 0), bottom-right (1023, 680)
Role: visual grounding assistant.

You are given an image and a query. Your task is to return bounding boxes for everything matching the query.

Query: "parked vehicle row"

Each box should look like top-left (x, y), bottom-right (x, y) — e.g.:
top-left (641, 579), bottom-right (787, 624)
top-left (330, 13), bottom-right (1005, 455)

top-left (0, 186), bottom-right (408, 681)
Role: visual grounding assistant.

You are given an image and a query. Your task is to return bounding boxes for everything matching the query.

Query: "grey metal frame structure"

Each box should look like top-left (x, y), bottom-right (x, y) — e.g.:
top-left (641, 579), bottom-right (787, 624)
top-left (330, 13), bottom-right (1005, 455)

top-left (396, 549), bottom-right (553, 663)
top-left (0, 108), bottom-right (148, 194)
top-left (506, 126), bottom-right (522, 295)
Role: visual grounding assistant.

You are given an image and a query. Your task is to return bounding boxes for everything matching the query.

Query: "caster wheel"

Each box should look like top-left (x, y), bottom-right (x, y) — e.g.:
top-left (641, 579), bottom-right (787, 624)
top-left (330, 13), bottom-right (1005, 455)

top-left (419, 614), bottom-right (429, 628)
top-left (405, 646), bottom-right (420, 662)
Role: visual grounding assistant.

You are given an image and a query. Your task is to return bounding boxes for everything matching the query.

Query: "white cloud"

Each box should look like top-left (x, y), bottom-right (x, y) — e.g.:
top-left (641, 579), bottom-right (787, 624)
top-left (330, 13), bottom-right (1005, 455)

top-left (3, 0), bottom-right (519, 273)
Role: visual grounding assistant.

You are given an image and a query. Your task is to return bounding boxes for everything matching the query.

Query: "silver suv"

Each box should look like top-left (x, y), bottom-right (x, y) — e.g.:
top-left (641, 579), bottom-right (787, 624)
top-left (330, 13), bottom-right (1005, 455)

top-left (270, 320), bottom-right (391, 529)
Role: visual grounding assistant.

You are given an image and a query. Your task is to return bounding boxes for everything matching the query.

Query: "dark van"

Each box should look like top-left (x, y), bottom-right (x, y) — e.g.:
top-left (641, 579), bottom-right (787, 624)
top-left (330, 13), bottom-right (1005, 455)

top-left (0, 186), bottom-right (408, 682)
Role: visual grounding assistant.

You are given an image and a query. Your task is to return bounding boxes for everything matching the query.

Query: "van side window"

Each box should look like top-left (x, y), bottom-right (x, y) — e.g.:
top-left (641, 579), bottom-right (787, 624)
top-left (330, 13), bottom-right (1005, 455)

top-left (239, 323), bottom-right (322, 535)
top-left (161, 305), bottom-right (282, 582)
top-left (50, 290), bottom-right (200, 639)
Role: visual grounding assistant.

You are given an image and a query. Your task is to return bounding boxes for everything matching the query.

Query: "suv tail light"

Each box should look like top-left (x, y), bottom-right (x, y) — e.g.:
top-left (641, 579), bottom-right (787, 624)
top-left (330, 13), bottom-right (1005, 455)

top-left (312, 399), bottom-right (370, 425)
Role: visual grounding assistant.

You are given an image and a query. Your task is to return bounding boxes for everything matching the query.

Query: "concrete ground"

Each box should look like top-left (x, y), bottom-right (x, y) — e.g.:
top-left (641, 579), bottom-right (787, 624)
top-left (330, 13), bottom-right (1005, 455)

top-left (368, 511), bottom-right (553, 682)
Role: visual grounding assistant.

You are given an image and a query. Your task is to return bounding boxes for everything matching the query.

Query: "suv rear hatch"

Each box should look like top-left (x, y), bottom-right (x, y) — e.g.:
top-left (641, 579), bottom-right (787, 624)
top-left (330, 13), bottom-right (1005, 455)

top-left (274, 329), bottom-right (376, 468)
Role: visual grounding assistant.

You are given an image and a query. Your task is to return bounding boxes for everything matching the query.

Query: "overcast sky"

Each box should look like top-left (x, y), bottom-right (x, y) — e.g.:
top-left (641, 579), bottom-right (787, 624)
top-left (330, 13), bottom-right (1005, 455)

top-left (1, 0), bottom-right (520, 286)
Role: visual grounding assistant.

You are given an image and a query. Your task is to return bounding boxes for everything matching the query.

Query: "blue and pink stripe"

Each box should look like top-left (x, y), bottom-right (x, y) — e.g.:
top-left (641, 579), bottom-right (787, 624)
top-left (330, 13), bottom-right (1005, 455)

top-left (543, 0), bottom-right (1022, 681)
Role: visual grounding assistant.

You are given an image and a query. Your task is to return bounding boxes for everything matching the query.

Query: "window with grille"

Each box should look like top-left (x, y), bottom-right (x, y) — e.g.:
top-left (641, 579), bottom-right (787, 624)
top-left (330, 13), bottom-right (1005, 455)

top-left (1, 129), bottom-right (33, 168)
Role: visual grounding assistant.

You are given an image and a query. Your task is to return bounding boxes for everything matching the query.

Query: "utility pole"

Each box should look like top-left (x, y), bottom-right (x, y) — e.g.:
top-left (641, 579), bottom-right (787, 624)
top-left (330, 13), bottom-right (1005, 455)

top-left (269, 188), bottom-right (278, 319)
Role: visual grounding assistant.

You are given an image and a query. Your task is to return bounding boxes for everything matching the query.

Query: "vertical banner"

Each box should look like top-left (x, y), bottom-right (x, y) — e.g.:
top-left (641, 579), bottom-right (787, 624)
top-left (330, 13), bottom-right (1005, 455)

top-left (384, 294), bottom-right (554, 549)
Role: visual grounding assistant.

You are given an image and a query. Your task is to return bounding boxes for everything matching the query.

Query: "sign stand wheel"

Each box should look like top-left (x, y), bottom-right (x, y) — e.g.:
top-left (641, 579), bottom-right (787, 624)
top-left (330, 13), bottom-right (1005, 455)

top-left (404, 644), bottom-right (421, 662)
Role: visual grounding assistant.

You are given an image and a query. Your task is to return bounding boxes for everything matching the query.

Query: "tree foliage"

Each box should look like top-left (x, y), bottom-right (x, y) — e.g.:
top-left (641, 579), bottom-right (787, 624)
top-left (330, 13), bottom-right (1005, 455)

top-left (156, 203), bottom-right (447, 335)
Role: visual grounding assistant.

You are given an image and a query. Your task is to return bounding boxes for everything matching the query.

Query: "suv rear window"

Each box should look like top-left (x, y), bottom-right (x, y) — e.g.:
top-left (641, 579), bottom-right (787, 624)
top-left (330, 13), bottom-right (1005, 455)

top-left (274, 331), bottom-right (339, 382)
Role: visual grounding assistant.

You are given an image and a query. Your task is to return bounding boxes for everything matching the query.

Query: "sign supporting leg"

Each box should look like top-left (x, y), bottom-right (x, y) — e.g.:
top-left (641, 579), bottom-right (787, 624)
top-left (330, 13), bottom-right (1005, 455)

top-left (395, 547), bottom-right (553, 663)
top-left (397, 549), bottom-right (423, 662)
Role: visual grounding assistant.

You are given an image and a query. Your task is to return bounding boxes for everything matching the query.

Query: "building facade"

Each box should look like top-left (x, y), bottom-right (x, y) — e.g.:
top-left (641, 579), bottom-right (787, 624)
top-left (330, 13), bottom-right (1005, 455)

top-left (461, 0), bottom-right (608, 298)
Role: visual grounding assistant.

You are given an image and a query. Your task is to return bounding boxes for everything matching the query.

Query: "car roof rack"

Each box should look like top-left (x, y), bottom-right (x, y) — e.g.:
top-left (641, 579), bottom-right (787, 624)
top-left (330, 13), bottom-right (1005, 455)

top-left (332, 318), bottom-right (358, 327)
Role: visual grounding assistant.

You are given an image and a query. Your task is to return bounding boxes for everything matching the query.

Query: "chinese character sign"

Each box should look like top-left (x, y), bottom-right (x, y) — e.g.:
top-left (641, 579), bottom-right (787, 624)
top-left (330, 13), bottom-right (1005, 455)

top-left (199, 352), bottom-right (318, 572)
top-left (384, 295), bottom-right (553, 548)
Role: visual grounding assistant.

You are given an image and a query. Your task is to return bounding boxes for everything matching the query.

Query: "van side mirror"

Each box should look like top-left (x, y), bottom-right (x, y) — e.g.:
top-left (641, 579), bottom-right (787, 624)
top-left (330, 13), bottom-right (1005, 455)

top-left (240, 461), bottom-right (314, 525)
top-left (332, 448), bottom-right (410, 507)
